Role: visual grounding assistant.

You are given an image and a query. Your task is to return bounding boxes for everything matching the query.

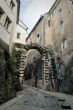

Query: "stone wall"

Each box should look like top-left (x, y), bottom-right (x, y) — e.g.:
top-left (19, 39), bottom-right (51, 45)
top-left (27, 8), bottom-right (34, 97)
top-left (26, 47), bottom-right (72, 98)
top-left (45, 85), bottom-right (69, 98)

top-left (49, 0), bottom-right (73, 94)
top-left (50, 0), bottom-right (73, 62)
top-left (0, 47), bottom-right (16, 104)
top-left (26, 0), bottom-right (73, 94)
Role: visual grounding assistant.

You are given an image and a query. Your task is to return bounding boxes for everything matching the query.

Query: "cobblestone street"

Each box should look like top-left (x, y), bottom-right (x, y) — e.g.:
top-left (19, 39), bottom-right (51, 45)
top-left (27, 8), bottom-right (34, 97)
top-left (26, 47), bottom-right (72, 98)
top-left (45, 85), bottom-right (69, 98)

top-left (0, 85), bottom-right (73, 110)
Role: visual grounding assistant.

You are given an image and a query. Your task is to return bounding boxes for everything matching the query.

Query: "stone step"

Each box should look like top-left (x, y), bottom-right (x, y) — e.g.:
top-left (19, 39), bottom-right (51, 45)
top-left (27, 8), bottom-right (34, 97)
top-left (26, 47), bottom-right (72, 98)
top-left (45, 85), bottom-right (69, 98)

top-left (20, 62), bottom-right (25, 65)
top-left (20, 71), bottom-right (24, 73)
top-left (19, 68), bottom-right (24, 71)
top-left (43, 68), bottom-right (49, 70)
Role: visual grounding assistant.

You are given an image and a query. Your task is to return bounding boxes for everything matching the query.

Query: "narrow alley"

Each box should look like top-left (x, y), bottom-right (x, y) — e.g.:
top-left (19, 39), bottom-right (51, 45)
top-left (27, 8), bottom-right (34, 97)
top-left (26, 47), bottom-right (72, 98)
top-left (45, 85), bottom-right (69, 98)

top-left (0, 0), bottom-right (73, 109)
top-left (0, 85), bottom-right (73, 110)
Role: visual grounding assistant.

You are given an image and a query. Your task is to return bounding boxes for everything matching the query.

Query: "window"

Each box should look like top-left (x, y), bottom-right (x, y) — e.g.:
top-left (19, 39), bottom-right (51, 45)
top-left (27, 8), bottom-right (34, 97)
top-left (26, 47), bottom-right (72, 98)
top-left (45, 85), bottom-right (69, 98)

top-left (59, 9), bottom-right (63, 17)
top-left (60, 21), bottom-right (64, 33)
top-left (10, 0), bottom-right (15, 10)
top-left (61, 39), bottom-right (68, 50)
top-left (17, 33), bottom-right (20, 39)
top-left (70, 0), bottom-right (73, 4)
top-left (0, 7), bottom-right (4, 19)
top-left (4, 17), bottom-right (11, 29)
top-left (48, 20), bottom-right (50, 27)
top-left (61, 42), bottom-right (64, 50)
top-left (64, 39), bottom-right (68, 49)
top-left (37, 34), bottom-right (40, 38)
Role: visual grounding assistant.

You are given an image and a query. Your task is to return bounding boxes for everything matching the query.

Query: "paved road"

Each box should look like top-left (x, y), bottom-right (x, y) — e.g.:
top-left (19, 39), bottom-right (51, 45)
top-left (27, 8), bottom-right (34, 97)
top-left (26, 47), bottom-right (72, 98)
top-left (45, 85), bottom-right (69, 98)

top-left (0, 86), bottom-right (72, 110)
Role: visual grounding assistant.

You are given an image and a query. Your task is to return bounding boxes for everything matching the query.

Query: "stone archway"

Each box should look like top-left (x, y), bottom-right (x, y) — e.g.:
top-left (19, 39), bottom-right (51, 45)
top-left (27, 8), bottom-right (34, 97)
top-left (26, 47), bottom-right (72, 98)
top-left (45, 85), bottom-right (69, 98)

top-left (23, 49), bottom-right (42, 87)
top-left (14, 43), bottom-right (57, 91)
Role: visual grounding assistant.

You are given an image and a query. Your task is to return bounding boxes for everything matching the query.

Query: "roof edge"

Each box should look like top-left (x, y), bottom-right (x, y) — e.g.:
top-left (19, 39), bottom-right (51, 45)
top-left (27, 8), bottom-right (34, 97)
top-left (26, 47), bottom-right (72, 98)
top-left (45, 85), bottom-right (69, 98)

top-left (26, 16), bottom-right (44, 41)
top-left (19, 19), bottom-right (28, 30)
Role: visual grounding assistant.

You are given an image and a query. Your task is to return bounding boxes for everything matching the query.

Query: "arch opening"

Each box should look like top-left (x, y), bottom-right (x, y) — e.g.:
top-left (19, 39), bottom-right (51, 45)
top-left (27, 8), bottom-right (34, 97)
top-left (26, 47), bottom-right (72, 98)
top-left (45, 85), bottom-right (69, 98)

top-left (23, 49), bottom-right (42, 88)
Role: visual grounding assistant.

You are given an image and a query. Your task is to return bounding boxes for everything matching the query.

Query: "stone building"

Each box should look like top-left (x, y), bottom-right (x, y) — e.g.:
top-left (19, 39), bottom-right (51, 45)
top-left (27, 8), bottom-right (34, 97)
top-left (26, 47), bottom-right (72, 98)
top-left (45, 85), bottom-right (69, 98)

top-left (13, 20), bottom-right (28, 45)
top-left (26, 0), bottom-right (73, 93)
top-left (0, 0), bottom-right (28, 54)
top-left (47, 0), bottom-right (73, 65)
top-left (0, 0), bottom-right (19, 104)
top-left (0, 0), bottom-right (20, 51)
top-left (48, 0), bottom-right (73, 93)
top-left (0, 0), bottom-right (28, 104)
top-left (26, 15), bottom-right (53, 47)
top-left (11, 20), bottom-right (28, 54)
top-left (26, 0), bottom-right (73, 63)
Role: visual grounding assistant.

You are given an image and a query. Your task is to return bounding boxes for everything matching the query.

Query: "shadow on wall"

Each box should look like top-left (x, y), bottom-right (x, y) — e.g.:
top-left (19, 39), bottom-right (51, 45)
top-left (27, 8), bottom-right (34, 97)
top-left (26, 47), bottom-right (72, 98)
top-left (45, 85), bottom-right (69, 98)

top-left (0, 47), bottom-right (16, 104)
top-left (24, 63), bottom-right (33, 80)
top-left (62, 56), bottom-right (73, 94)
top-left (49, 55), bottom-right (73, 94)
top-left (24, 58), bottom-right (42, 87)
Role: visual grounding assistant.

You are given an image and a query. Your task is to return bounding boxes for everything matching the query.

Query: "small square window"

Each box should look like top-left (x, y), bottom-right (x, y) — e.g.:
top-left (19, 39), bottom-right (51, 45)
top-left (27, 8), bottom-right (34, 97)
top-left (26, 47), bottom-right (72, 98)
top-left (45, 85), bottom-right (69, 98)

top-left (4, 17), bottom-right (11, 29)
top-left (48, 20), bottom-right (50, 27)
top-left (37, 34), bottom-right (40, 38)
top-left (17, 33), bottom-right (20, 39)
top-left (59, 9), bottom-right (62, 12)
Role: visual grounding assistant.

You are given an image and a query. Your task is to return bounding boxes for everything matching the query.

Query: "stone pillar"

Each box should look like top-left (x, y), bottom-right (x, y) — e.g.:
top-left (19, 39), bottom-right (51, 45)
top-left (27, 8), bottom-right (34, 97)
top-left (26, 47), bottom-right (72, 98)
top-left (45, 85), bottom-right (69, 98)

top-left (42, 49), bottom-right (56, 91)
top-left (42, 51), bottom-right (50, 90)
top-left (19, 49), bottom-right (27, 86)
top-left (50, 54), bottom-right (58, 91)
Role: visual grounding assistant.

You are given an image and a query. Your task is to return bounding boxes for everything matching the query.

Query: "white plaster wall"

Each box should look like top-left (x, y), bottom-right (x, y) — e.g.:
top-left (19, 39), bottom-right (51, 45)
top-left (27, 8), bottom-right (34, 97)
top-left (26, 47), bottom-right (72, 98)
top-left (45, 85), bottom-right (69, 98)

top-left (13, 22), bottom-right (28, 45)
top-left (0, 25), bottom-right (10, 45)
top-left (0, 0), bottom-right (18, 46)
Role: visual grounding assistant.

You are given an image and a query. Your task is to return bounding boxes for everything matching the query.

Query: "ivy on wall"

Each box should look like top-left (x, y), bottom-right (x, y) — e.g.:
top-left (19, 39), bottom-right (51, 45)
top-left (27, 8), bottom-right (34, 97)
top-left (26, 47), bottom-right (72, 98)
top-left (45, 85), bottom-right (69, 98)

top-left (0, 48), bottom-right (16, 104)
top-left (12, 49), bottom-right (22, 91)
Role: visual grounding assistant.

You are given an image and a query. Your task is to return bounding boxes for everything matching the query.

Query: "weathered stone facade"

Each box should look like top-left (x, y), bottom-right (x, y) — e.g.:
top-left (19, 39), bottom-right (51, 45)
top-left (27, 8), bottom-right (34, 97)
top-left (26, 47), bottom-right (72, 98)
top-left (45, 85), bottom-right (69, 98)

top-left (26, 0), bottom-right (73, 94)
top-left (26, 0), bottom-right (73, 63)
top-left (47, 0), bottom-right (73, 93)
top-left (49, 0), bottom-right (73, 64)
top-left (26, 15), bottom-right (53, 47)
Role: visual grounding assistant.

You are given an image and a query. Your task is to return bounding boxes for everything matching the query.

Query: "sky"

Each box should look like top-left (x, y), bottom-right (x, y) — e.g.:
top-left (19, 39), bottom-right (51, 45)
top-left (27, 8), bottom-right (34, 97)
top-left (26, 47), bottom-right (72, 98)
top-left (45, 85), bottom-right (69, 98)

top-left (20, 0), bottom-right (55, 33)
